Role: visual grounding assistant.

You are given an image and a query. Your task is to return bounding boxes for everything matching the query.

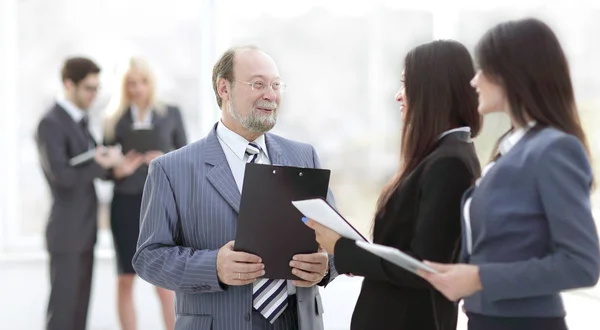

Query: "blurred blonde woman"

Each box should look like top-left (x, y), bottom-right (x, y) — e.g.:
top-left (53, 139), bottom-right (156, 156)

top-left (104, 56), bottom-right (187, 330)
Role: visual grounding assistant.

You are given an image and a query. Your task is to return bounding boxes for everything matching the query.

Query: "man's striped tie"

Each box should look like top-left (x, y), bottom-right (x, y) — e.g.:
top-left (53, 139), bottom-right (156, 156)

top-left (245, 142), bottom-right (289, 323)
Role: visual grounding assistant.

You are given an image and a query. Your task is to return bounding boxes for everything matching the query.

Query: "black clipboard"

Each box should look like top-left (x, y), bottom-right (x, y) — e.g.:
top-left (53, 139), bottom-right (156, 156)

top-left (120, 128), bottom-right (164, 153)
top-left (234, 163), bottom-right (331, 280)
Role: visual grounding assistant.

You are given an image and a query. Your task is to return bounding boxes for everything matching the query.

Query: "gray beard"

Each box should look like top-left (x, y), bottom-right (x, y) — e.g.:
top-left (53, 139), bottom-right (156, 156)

top-left (228, 99), bottom-right (277, 133)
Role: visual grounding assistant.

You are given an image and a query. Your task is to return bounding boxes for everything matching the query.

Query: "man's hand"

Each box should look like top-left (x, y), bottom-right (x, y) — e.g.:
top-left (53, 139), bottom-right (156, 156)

top-left (113, 150), bottom-right (145, 179)
top-left (217, 241), bottom-right (265, 286)
top-left (290, 251), bottom-right (328, 288)
top-left (94, 146), bottom-right (124, 169)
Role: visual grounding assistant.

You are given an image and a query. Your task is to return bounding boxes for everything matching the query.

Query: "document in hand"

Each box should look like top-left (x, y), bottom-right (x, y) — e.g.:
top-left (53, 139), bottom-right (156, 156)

top-left (68, 149), bottom-right (96, 167)
top-left (234, 163), bottom-right (331, 280)
top-left (355, 241), bottom-right (439, 274)
top-left (291, 198), bottom-right (369, 242)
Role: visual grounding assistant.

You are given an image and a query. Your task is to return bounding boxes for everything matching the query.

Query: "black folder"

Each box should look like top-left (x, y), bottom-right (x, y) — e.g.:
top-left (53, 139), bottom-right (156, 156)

top-left (120, 128), bottom-right (164, 153)
top-left (234, 163), bottom-right (331, 280)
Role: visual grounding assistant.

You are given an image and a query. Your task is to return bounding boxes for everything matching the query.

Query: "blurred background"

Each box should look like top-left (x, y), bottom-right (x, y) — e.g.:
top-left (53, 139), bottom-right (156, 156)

top-left (1, 0), bottom-right (599, 329)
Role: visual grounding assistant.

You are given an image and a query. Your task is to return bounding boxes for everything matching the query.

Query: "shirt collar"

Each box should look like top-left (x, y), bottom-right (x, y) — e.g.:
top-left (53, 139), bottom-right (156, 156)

top-left (498, 121), bottom-right (537, 155)
top-left (216, 121), bottom-right (269, 161)
top-left (439, 126), bottom-right (471, 140)
top-left (56, 96), bottom-right (86, 123)
top-left (131, 104), bottom-right (154, 129)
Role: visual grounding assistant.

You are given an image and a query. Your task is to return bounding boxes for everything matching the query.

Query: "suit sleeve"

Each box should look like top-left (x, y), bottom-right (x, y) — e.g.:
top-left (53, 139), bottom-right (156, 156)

top-left (132, 159), bottom-right (224, 294)
top-left (171, 107), bottom-right (188, 149)
top-left (478, 135), bottom-right (600, 301)
top-left (102, 128), bottom-right (118, 181)
top-left (35, 118), bottom-right (107, 189)
top-left (334, 157), bottom-right (473, 289)
top-left (311, 146), bottom-right (339, 286)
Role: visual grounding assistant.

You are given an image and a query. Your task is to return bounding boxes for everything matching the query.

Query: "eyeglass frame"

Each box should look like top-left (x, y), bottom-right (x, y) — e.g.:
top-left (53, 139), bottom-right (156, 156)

top-left (77, 83), bottom-right (101, 93)
top-left (234, 79), bottom-right (286, 93)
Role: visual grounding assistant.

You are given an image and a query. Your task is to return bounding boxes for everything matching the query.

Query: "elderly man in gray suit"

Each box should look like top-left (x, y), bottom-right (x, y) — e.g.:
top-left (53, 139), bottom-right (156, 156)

top-left (133, 45), bottom-right (338, 330)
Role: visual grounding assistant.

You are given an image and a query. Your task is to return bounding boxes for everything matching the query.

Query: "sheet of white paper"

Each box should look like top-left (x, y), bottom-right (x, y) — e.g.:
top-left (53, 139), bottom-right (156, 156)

top-left (68, 149), bottom-right (96, 167)
top-left (355, 241), bottom-right (439, 274)
top-left (291, 198), bottom-right (368, 242)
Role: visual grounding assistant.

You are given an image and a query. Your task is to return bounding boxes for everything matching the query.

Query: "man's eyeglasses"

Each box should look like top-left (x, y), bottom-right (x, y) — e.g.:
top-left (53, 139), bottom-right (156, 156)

top-left (235, 80), bottom-right (286, 93)
top-left (79, 84), bottom-right (100, 93)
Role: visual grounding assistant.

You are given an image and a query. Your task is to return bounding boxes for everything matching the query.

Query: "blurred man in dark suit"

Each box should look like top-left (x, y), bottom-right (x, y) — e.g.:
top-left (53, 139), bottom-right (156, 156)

top-left (35, 57), bottom-right (122, 330)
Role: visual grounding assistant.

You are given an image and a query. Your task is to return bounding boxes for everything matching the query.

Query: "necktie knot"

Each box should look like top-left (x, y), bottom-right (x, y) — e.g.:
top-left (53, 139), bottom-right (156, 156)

top-left (245, 142), bottom-right (261, 163)
top-left (245, 142), bottom-right (260, 156)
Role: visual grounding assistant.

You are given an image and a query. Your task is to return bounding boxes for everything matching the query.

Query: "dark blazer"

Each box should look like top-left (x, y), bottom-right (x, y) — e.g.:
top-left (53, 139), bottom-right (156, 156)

top-left (334, 131), bottom-right (481, 330)
top-left (105, 105), bottom-right (187, 194)
top-left (462, 126), bottom-right (600, 318)
top-left (35, 103), bottom-right (108, 253)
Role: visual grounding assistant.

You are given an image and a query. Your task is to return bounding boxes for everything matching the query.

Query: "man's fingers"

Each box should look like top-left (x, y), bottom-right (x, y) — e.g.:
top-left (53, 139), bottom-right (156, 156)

top-left (292, 280), bottom-right (316, 288)
top-left (225, 268), bottom-right (264, 284)
top-left (241, 269), bottom-right (265, 280)
top-left (228, 269), bottom-right (264, 281)
top-left (229, 279), bottom-right (257, 286)
top-left (230, 251), bottom-right (262, 263)
top-left (292, 268), bottom-right (322, 283)
top-left (290, 261), bottom-right (323, 273)
top-left (231, 262), bottom-right (265, 273)
top-left (292, 252), bottom-right (327, 263)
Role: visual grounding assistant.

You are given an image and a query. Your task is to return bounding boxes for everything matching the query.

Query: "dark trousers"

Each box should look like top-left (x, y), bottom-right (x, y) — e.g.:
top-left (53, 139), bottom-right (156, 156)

top-left (252, 295), bottom-right (298, 330)
top-left (46, 251), bottom-right (94, 330)
top-left (467, 312), bottom-right (568, 330)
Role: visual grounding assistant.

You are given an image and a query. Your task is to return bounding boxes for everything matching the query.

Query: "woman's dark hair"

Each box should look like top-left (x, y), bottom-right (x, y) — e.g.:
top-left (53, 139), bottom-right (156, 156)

top-left (475, 18), bottom-right (591, 162)
top-left (375, 40), bottom-right (481, 216)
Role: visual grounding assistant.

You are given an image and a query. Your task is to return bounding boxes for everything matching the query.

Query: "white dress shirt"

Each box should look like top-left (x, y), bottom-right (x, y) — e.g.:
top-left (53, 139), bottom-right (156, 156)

top-left (56, 96), bottom-right (97, 149)
top-left (56, 96), bottom-right (86, 123)
top-left (439, 126), bottom-right (471, 140)
top-left (215, 121), bottom-right (297, 295)
top-left (131, 104), bottom-right (154, 129)
top-left (463, 122), bottom-right (536, 254)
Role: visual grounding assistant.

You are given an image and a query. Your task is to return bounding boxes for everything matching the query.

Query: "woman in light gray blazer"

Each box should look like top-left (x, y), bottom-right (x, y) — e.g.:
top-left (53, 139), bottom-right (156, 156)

top-left (103, 57), bottom-right (187, 330)
top-left (420, 18), bottom-right (600, 330)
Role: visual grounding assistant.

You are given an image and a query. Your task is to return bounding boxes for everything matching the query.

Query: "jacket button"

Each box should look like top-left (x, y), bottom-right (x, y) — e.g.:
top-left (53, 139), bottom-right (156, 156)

top-left (245, 313), bottom-right (251, 322)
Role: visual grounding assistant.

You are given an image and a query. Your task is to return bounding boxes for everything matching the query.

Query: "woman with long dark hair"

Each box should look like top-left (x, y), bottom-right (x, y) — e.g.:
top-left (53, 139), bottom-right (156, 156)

top-left (305, 40), bottom-right (482, 330)
top-left (420, 18), bottom-right (600, 330)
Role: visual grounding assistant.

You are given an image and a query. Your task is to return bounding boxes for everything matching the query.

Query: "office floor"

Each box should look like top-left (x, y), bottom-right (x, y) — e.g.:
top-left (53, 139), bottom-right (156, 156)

top-left (0, 256), bottom-right (598, 330)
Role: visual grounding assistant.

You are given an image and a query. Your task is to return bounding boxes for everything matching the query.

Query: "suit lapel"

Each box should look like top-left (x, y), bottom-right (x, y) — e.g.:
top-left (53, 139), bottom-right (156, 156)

top-left (265, 134), bottom-right (292, 166)
top-left (151, 107), bottom-right (165, 127)
top-left (115, 108), bottom-right (134, 140)
top-left (204, 128), bottom-right (295, 213)
top-left (205, 125), bottom-right (242, 213)
top-left (54, 103), bottom-right (89, 151)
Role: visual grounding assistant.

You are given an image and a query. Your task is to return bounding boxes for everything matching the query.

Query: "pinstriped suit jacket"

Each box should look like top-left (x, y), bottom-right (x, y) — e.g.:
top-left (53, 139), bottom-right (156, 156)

top-left (133, 123), bottom-right (338, 330)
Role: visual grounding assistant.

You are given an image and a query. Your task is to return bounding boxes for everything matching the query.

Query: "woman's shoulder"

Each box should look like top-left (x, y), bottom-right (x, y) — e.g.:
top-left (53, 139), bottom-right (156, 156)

top-left (160, 103), bottom-right (180, 114)
top-left (525, 126), bottom-right (587, 161)
top-left (528, 126), bottom-right (576, 148)
top-left (424, 140), bottom-right (480, 174)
